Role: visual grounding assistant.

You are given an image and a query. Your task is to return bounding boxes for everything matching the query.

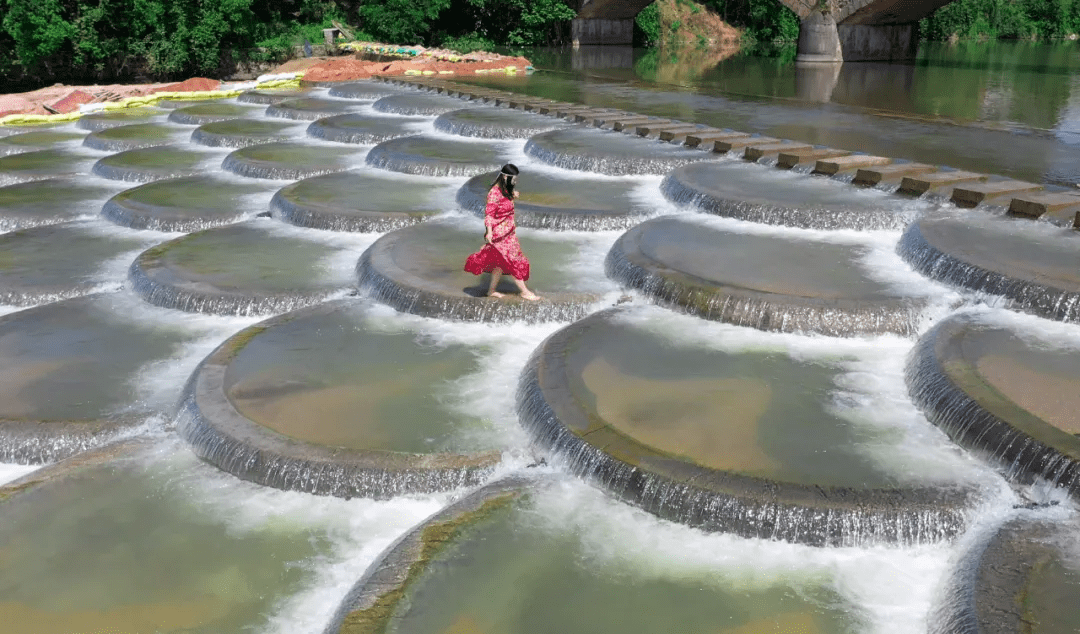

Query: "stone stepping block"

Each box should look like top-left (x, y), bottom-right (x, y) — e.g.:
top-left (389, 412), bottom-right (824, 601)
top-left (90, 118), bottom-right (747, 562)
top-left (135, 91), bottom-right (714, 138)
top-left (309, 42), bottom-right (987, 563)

top-left (0, 295), bottom-right (207, 462)
top-left (0, 439), bottom-right (331, 630)
top-left (433, 107), bottom-right (571, 139)
top-left (92, 145), bottom-right (211, 182)
top-left (633, 121), bottom-right (696, 137)
top-left (235, 88), bottom-right (312, 105)
top-left (517, 308), bottom-right (971, 546)
top-left (898, 170), bottom-right (986, 196)
top-left (1008, 191), bottom-right (1080, 225)
top-left (75, 107), bottom-right (166, 131)
top-left (744, 141), bottom-right (813, 162)
top-left (525, 128), bottom-right (713, 176)
top-left (713, 135), bottom-right (779, 153)
top-left (852, 162), bottom-right (936, 187)
top-left (180, 299), bottom-right (502, 499)
top-left (222, 141), bottom-right (363, 180)
top-left (572, 110), bottom-right (633, 127)
top-left (82, 122), bottom-right (185, 151)
top-left (167, 102), bottom-right (260, 125)
top-left (129, 220), bottom-right (355, 316)
top-left (812, 154), bottom-right (890, 176)
top-left (264, 97), bottom-right (359, 121)
top-left (0, 148), bottom-right (93, 184)
top-left (357, 220), bottom-right (603, 323)
top-left (327, 81), bottom-right (403, 100)
top-left (777, 147), bottom-right (850, 169)
top-left (102, 175), bottom-right (274, 231)
top-left (656, 125), bottom-right (717, 142)
top-left (608, 116), bottom-right (668, 132)
top-left (0, 130), bottom-right (85, 156)
top-left (190, 118), bottom-right (298, 148)
top-left (271, 171), bottom-right (442, 232)
top-left (306, 112), bottom-right (421, 145)
top-left (907, 311), bottom-right (1080, 498)
top-left (457, 170), bottom-right (649, 231)
top-left (951, 179), bottom-right (1043, 208)
top-left (0, 221), bottom-right (151, 306)
top-left (607, 216), bottom-right (927, 336)
top-left (366, 135), bottom-right (505, 177)
top-left (662, 161), bottom-right (919, 231)
top-left (934, 517), bottom-right (1080, 634)
top-left (324, 474), bottom-right (868, 633)
top-left (897, 212), bottom-right (1080, 323)
top-left (0, 178), bottom-right (115, 231)
top-left (371, 93), bottom-right (468, 116)
top-left (684, 130), bottom-right (749, 148)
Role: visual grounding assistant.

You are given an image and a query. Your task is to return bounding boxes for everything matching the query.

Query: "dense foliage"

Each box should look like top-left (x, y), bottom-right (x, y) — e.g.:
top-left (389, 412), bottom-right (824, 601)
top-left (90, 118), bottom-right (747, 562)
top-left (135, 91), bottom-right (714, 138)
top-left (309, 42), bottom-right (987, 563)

top-left (0, 0), bottom-right (574, 87)
top-left (0, 0), bottom-right (348, 85)
top-left (634, 3), bottom-right (663, 47)
top-left (706, 0), bottom-right (799, 42)
top-left (635, 0), bottom-right (798, 46)
top-left (429, 0), bottom-right (576, 49)
top-left (921, 0), bottom-right (1080, 39)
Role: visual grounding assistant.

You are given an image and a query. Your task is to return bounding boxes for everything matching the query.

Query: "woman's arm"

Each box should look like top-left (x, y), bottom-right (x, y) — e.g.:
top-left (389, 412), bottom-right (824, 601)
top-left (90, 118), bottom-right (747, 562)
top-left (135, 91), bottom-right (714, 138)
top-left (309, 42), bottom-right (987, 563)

top-left (484, 188), bottom-right (499, 243)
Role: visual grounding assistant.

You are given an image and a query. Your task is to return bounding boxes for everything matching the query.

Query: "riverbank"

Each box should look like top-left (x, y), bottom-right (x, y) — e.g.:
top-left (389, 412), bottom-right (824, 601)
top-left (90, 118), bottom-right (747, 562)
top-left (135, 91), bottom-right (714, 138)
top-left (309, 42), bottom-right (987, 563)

top-left (0, 45), bottom-right (531, 126)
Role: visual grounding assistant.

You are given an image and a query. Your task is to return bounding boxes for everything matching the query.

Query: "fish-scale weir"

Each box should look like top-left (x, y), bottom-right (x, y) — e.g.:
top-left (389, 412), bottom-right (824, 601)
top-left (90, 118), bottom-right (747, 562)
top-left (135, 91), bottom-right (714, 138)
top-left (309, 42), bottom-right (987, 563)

top-left (662, 161), bottom-right (920, 231)
top-left (524, 128), bottom-right (715, 176)
top-left (456, 170), bottom-right (650, 231)
top-left (516, 308), bottom-right (973, 547)
top-left (607, 216), bottom-right (927, 337)
top-left (177, 299), bottom-right (501, 499)
top-left (128, 220), bottom-right (353, 316)
top-left (906, 312), bottom-right (1080, 500)
top-left (222, 141), bottom-right (362, 180)
top-left (365, 135), bottom-right (505, 177)
top-left (898, 212), bottom-right (1080, 323)
top-left (356, 220), bottom-right (603, 323)
top-left (270, 170), bottom-right (442, 232)
top-left (433, 107), bottom-right (570, 139)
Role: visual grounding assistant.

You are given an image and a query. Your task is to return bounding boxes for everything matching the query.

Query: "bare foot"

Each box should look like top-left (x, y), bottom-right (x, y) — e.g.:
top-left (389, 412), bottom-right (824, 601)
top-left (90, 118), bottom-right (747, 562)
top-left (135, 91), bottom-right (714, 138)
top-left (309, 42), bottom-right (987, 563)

top-left (520, 291), bottom-right (541, 301)
top-left (487, 291), bottom-right (505, 298)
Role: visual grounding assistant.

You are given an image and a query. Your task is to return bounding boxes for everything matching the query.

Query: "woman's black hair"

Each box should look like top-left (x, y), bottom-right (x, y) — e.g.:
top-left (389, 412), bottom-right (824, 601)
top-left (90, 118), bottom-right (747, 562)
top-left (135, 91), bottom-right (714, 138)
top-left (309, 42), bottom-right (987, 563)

top-left (493, 163), bottom-right (519, 200)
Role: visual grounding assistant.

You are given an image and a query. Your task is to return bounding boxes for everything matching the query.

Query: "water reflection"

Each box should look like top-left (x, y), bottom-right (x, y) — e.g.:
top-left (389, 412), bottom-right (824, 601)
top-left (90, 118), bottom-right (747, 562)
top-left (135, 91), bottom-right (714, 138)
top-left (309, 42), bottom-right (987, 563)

top-left (484, 41), bottom-right (1080, 185)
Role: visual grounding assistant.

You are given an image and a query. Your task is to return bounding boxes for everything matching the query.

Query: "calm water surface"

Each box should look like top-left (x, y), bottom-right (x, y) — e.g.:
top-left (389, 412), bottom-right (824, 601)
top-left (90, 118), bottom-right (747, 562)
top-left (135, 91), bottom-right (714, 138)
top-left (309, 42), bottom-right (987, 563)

top-left (474, 41), bottom-right (1080, 186)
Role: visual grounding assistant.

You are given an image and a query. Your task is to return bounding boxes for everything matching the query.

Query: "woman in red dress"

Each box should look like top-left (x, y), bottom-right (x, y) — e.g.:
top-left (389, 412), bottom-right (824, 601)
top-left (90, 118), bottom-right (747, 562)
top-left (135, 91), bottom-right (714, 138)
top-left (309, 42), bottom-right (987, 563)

top-left (464, 164), bottom-right (540, 301)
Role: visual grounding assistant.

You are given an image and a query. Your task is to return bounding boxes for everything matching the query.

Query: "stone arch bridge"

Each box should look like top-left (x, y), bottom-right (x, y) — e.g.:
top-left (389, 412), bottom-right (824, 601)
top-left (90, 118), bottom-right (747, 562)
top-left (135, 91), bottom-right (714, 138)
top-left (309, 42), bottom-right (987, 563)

top-left (572, 0), bottom-right (954, 61)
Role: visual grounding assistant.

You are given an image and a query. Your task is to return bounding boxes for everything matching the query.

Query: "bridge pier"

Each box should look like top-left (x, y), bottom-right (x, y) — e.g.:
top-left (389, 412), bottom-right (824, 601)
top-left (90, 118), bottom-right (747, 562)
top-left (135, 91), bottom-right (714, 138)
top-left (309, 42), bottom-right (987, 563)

top-left (795, 13), bottom-right (843, 64)
top-left (572, 18), bottom-right (634, 47)
top-left (837, 24), bottom-right (918, 61)
top-left (796, 12), bottom-right (918, 63)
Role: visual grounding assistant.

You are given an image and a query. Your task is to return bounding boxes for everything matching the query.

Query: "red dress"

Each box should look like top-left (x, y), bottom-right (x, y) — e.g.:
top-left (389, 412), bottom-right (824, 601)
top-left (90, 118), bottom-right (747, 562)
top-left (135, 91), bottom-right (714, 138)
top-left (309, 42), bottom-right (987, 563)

top-left (464, 186), bottom-right (530, 281)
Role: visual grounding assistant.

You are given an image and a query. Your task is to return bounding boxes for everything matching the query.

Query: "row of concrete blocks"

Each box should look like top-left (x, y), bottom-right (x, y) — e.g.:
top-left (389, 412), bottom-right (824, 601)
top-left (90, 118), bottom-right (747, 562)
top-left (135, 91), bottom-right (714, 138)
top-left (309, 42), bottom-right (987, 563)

top-left (379, 75), bottom-right (1080, 228)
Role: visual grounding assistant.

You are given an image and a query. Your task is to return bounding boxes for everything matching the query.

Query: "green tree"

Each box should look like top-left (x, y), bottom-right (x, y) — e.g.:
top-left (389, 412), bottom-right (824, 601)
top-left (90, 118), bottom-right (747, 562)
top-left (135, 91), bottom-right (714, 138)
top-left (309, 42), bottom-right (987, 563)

top-left (707, 0), bottom-right (799, 42)
top-left (357, 0), bottom-right (451, 44)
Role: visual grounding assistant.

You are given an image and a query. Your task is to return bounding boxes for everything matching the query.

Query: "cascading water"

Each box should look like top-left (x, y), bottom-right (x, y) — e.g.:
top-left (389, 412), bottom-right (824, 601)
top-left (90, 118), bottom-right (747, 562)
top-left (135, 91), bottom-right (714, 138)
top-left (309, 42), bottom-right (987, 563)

top-left (897, 211), bottom-right (1080, 324)
top-left (0, 72), bottom-right (1077, 634)
top-left (660, 160), bottom-right (926, 231)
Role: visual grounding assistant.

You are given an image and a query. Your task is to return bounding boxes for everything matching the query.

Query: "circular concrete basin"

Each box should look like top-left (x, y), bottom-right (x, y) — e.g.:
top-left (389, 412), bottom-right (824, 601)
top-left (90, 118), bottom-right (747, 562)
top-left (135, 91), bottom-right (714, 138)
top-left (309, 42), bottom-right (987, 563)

top-left (271, 171), bottom-right (443, 232)
top-left (180, 299), bottom-right (502, 498)
top-left (608, 215), bottom-right (926, 337)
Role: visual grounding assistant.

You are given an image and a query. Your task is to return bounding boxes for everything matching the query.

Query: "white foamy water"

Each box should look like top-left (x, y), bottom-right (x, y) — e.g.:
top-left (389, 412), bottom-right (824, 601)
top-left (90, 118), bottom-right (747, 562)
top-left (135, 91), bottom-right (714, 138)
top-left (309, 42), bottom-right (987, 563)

top-left (99, 291), bottom-right (262, 415)
top-left (612, 304), bottom-right (1006, 488)
top-left (135, 438), bottom-right (449, 634)
top-left (5, 76), bottom-right (1078, 634)
top-left (526, 475), bottom-right (978, 634)
top-left (0, 462), bottom-right (40, 485)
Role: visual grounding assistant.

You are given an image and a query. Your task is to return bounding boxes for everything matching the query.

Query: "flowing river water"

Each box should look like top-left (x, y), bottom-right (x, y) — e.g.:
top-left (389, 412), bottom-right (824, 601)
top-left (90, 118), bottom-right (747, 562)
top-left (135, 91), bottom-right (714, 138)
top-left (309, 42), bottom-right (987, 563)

top-left (0, 41), bottom-right (1079, 634)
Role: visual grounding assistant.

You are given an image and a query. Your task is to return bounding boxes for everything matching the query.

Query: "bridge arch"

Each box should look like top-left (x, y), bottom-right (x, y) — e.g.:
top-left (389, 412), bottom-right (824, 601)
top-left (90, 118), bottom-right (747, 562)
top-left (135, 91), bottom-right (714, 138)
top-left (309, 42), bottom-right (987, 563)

top-left (571, 0), bottom-right (956, 61)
